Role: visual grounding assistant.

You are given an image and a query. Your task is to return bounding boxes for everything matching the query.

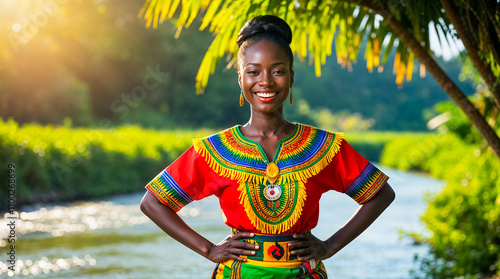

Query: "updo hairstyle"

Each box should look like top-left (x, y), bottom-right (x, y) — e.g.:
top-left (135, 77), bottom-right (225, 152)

top-left (236, 15), bottom-right (294, 70)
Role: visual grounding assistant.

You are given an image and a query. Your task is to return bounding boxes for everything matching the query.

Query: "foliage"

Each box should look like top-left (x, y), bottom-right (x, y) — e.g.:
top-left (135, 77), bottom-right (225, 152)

top-left (0, 118), bottom-right (213, 208)
top-left (139, 0), bottom-right (454, 93)
top-left (293, 54), bottom-right (472, 131)
top-left (447, 0), bottom-right (500, 80)
top-left (345, 130), bottom-right (426, 162)
top-left (0, 1), bottom-right (244, 128)
top-left (315, 108), bottom-right (375, 131)
top-left (434, 58), bottom-right (500, 145)
top-left (381, 134), bottom-right (500, 278)
top-left (434, 98), bottom-right (492, 146)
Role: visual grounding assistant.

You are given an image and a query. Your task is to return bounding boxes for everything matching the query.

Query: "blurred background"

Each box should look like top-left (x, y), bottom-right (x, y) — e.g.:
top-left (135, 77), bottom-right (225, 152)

top-left (0, 0), bottom-right (472, 130)
top-left (0, 0), bottom-right (498, 278)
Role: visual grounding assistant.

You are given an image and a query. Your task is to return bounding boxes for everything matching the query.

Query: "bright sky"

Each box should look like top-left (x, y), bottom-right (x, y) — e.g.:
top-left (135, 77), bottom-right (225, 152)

top-left (428, 22), bottom-right (465, 60)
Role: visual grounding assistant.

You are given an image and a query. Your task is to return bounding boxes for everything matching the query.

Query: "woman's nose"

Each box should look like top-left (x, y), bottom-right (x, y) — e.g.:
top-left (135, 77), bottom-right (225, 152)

top-left (258, 72), bottom-right (273, 86)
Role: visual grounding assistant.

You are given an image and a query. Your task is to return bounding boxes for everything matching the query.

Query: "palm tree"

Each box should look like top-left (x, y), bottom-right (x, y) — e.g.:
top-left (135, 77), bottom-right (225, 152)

top-left (138, 0), bottom-right (500, 158)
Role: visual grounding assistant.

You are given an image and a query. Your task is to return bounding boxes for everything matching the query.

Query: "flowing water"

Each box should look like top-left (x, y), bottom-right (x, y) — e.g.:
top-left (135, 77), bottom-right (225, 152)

top-left (1, 166), bottom-right (443, 278)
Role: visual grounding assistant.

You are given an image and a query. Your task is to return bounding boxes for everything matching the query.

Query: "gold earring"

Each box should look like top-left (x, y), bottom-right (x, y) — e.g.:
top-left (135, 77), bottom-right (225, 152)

top-left (289, 88), bottom-right (293, 105)
top-left (240, 91), bottom-right (244, 106)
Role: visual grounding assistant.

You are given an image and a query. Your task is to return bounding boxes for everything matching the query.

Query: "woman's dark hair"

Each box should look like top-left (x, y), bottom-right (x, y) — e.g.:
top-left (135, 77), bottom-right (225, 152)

top-left (237, 15), bottom-right (293, 69)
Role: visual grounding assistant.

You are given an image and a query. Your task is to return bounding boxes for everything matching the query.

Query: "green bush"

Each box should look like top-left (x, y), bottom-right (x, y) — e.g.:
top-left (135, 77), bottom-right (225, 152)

top-left (346, 131), bottom-right (428, 162)
top-left (381, 134), bottom-right (500, 278)
top-left (0, 118), bottom-right (213, 207)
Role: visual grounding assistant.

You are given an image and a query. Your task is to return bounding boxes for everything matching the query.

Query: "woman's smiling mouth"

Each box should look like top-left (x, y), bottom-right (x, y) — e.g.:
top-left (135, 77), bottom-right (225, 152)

top-left (255, 92), bottom-right (277, 101)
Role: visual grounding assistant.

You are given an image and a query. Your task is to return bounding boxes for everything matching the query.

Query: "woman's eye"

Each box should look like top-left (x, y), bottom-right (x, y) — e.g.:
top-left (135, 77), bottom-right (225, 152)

top-left (274, 70), bottom-right (285, 74)
top-left (247, 70), bottom-right (257, 74)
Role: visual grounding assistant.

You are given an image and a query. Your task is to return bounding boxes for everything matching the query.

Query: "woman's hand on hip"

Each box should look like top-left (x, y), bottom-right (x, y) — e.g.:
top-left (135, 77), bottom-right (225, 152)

top-left (288, 233), bottom-right (333, 262)
top-left (208, 232), bottom-right (259, 263)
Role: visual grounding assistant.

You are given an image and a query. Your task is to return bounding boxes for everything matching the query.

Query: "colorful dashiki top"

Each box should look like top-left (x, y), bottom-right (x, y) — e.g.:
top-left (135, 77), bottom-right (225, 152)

top-left (145, 123), bottom-right (389, 235)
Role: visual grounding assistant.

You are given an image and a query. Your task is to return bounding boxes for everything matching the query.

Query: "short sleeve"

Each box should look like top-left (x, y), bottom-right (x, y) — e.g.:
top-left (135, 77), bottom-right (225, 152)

top-left (325, 139), bottom-right (389, 204)
top-left (145, 145), bottom-right (222, 212)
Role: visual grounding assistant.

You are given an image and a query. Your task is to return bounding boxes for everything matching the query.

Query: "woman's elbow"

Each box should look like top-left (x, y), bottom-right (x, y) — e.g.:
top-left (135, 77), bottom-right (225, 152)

top-left (140, 192), bottom-right (155, 215)
top-left (371, 182), bottom-right (395, 208)
top-left (383, 183), bottom-right (396, 205)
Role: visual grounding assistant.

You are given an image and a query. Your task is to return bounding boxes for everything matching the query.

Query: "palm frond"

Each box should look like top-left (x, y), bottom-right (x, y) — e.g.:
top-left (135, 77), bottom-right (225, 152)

top-left (139, 0), bottom-right (452, 93)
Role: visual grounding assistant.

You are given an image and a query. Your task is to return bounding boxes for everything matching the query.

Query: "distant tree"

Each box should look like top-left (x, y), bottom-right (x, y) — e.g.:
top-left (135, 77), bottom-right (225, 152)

top-left (139, 0), bottom-right (500, 158)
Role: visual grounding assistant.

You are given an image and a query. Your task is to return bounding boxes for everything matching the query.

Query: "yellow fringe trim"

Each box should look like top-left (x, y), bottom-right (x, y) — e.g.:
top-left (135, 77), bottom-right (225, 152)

top-left (193, 138), bottom-right (268, 185)
top-left (193, 130), bottom-right (345, 234)
top-left (278, 133), bottom-right (344, 185)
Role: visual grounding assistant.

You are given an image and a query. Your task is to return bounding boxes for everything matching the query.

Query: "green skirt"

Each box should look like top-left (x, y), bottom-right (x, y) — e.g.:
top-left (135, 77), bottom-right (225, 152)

top-left (211, 259), bottom-right (327, 279)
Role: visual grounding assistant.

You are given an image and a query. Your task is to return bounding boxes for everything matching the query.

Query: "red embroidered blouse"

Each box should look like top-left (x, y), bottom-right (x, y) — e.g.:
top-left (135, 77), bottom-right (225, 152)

top-left (145, 123), bottom-right (389, 235)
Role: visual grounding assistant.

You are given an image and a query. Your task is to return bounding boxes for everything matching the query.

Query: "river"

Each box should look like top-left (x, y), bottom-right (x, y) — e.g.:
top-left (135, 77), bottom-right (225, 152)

top-left (0, 166), bottom-right (443, 278)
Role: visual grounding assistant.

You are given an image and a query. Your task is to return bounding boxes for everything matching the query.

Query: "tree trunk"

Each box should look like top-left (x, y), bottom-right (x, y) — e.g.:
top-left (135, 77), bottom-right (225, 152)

top-left (440, 0), bottom-right (500, 109)
top-left (361, 1), bottom-right (500, 159)
top-left (479, 0), bottom-right (500, 53)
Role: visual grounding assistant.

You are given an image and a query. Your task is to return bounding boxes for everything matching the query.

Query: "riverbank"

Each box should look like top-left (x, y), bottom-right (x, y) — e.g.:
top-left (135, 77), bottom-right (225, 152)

top-left (381, 133), bottom-right (500, 278)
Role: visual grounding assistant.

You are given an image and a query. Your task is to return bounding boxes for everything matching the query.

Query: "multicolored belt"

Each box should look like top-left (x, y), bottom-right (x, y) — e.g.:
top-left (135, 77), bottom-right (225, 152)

top-left (231, 228), bottom-right (312, 269)
top-left (212, 229), bottom-right (325, 279)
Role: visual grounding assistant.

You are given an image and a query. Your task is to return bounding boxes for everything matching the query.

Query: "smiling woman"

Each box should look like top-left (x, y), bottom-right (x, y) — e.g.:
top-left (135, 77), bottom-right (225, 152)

top-left (140, 15), bottom-right (395, 279)
top-left (237, 15), bottom-right (294, 118)
top-left (239, 40), bottom-right (293, 117)
top-left (238, 41), bottom-right (293, 124)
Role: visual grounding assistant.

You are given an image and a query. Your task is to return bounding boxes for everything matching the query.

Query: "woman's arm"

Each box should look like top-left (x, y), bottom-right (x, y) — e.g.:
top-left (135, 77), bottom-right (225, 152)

top-left (140, 191), bottom-right (259, 263)
top-left (288, 182), bottom-right (396, 261)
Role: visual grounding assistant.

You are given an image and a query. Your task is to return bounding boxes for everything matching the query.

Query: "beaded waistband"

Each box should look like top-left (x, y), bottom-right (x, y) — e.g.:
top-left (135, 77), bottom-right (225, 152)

top-left (231, 228), bottom-right (308, 268)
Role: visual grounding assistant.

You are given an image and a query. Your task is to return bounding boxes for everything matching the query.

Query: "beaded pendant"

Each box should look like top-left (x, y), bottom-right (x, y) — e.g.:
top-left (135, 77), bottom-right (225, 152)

top-left (264, 162), bottom-right (281, 201)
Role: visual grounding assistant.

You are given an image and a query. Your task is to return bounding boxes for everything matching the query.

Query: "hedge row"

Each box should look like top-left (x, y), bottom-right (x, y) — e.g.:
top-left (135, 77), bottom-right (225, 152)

top-left (381, 134), bottom-right (500, 278)
top-left (344, 131), bottom-right (425, 162)
top-left (0, 119), bottom-right (212, 208)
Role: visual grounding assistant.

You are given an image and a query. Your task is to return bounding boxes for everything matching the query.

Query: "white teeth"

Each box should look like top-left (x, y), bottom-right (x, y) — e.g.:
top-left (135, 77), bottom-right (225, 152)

top-left (256, 92), bottom-right (276, 98)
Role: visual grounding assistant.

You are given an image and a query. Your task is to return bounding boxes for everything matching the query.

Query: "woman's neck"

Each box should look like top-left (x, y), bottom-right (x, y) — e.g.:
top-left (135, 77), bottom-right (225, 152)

top-left (242, 108), bottom-right (293, 138)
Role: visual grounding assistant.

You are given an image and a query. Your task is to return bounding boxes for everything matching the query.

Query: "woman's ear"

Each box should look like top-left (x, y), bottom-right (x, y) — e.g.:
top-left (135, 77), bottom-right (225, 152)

top-left (290, 69), bottom-right (294, 87)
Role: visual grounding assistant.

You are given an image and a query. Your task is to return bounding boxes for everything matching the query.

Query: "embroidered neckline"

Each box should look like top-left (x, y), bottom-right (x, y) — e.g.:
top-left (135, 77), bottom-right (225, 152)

top-left (193, 124), bottom-right (344, 234)
top-left (232, 123), bottom-right (300, 164)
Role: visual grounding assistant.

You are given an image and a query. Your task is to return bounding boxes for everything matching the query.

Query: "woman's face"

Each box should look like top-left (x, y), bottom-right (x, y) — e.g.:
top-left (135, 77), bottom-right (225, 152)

top-left (238, 40), bottom-right (294, 115)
